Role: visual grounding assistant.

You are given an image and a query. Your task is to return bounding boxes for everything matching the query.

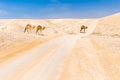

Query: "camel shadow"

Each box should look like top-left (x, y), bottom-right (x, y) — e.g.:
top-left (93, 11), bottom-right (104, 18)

top-left (38, 33), bottom-right (45, 36)
top-left (80, 32), bottom-right (86, 33)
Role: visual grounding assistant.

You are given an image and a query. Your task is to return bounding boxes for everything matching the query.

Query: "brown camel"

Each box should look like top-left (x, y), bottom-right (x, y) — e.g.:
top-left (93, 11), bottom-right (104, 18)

top-left (24, 24), bottom-right (35, 33)
top-left (80, 25), bottom-right (88, 33)
top-left (36, 25), bottom-right (46, 34)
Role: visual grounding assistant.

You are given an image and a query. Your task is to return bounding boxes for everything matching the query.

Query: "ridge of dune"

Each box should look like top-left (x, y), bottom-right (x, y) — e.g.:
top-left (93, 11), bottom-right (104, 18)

top-left (93, 13), bottom-right (120, 37)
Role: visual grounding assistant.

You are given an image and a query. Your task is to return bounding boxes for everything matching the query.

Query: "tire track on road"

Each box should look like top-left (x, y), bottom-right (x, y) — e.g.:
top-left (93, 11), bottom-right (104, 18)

top-left (0, 36), bottom-right (67, 80)
top-left (20, 35), bottom-right (78, 80)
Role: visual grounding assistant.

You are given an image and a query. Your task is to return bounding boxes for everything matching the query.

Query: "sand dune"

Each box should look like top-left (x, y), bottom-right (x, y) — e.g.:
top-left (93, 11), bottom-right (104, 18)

top-left (93, 13), bottom-right (120, 37)
top-left (0, 13), bottom-right (120, 80)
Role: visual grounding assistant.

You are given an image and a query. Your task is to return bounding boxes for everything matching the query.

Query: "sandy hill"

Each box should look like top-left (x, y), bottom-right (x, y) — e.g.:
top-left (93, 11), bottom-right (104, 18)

top-left (0, 19), bottom-right (94, 53)
top-left (0, 19), bottom-right (94, 35)
top-left (93, 13), bottom-right (120, 37)
top-left (0, 13), bottom-right (120, 36)
top-left (0, 13), bottom-right (120, 80)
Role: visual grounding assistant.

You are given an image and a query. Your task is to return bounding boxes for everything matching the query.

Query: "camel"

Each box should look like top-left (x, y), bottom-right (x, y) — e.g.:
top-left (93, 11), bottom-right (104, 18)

top-left (36, 25), bottom-right (46, 34)
top-left (24, 24), bottom-right (35, 33)
top-left (80, 25), bottom-right (88, 33)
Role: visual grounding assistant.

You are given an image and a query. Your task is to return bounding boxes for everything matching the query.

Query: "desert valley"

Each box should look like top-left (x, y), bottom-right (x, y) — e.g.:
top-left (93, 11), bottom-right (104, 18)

top-left (0, 13), bottom-right (120, 80)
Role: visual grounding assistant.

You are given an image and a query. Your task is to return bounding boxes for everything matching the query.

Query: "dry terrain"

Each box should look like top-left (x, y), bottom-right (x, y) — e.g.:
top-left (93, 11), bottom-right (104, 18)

top-left (0, 13), bottom-right (120, 80)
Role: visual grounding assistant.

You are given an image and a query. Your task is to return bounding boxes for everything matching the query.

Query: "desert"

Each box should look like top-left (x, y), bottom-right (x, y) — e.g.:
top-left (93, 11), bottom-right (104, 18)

top-left (0, 13), bottom-right (120, 80)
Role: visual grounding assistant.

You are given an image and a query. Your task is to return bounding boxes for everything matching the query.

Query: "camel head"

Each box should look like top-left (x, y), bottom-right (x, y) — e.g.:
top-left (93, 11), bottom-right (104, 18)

top-left (85, 26), bottom-right (88, 29)
top-left (43, 27), bottom-right (46, 30)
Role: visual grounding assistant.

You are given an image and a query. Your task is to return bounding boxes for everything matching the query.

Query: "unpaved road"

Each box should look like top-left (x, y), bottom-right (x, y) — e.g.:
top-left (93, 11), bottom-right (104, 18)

top-left (0, 20), bottom-right (113, 80)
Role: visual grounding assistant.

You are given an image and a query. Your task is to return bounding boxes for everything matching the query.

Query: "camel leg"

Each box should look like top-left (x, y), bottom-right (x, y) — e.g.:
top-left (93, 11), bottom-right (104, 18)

top-left (80, 29), bottom-right (82, 33)
top-left (39, 30), bottom-right (42, 35)
top-left (27, 29), bottom-right (30, 34)
top-left (30, 29), bottom-right (32, 33)
top-left (36, 29), bottom-right (39, 35)
top-left (24, 28), bottom-right (26, 33)
top-left (83, 29), bottom-right (85, 33)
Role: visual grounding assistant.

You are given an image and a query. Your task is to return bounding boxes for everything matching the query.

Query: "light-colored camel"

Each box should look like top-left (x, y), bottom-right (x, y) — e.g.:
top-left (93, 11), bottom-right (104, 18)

top-left (24, 24), bottom-right (35, 33)
top-left (80, 25), bottom-right (88, 33)
top-left (36, 25), bottom-right (46, 34)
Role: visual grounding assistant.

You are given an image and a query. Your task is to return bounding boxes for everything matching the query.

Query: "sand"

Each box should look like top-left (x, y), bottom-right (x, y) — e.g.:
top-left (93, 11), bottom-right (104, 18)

top-left (0, 13), bottom-right (120, 80)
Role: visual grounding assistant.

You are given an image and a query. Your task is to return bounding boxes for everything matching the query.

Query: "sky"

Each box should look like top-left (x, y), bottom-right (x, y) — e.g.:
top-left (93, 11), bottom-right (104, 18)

top-left (0, 0), bottom-right (120, 19)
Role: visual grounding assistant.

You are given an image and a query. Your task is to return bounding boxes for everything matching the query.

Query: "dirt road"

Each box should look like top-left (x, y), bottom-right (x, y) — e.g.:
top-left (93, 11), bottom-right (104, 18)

top-left (0, 20), bottom-right (109, 80)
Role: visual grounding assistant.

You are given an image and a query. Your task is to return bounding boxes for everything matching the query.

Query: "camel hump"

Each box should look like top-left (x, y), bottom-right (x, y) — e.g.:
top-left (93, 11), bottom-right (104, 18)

top-left (82, 25), bottom-right (85, 27)
top-left (26, 24), bottom-right (30, 26)
top-left (26, 24), bottom-right (32, 27)
top-left (38, 25), bottom-right (42, 27)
